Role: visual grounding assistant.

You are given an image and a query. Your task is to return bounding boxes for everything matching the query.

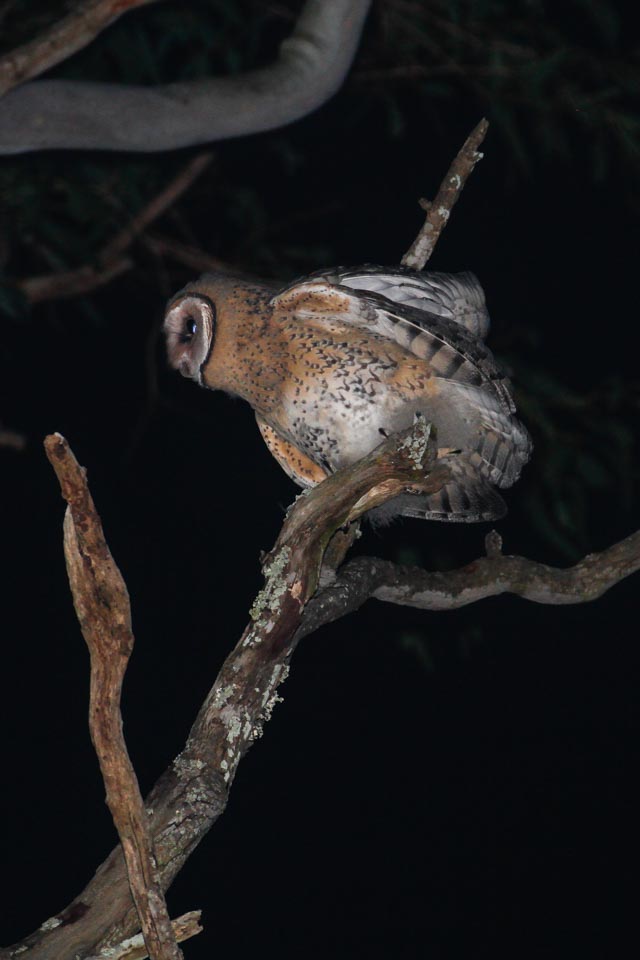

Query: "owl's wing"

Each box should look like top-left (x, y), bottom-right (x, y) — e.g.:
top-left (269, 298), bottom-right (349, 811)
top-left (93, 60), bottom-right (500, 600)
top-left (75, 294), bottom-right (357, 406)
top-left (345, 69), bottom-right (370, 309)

top-left (271, 272), bottom-right (532, 494)
top-left (304, 265), bottom-right (490, 339)
top-left (271, 272), bottom-right (513, 413)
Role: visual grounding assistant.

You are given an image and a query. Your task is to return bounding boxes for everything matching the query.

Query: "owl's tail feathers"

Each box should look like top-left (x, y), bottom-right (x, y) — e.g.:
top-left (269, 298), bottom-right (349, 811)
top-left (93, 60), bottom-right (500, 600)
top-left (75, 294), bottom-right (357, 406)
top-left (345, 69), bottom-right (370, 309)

top-left (368, 455), bottom-right (507, 525)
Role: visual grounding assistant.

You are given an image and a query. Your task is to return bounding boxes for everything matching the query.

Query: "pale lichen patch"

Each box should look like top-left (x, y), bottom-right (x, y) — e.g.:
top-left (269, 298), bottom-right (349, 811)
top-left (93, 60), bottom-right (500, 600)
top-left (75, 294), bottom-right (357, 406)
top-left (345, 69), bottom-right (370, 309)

top-left (398, 416), bottom-right (432, 470)
top-left (211, 683), bottom-right (236, 707)
top-left (173, 756), bottom-right (205, 779)
top-left (249, 546), bottom-right (292, 622)
top-left (221, 709), bottom-right (242, 743)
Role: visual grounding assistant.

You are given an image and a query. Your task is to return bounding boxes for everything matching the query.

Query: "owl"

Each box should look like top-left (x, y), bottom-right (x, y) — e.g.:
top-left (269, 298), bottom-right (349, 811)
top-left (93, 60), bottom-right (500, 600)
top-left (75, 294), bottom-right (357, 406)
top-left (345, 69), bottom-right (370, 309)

top-left (164, 265), bottom-right (532, 522)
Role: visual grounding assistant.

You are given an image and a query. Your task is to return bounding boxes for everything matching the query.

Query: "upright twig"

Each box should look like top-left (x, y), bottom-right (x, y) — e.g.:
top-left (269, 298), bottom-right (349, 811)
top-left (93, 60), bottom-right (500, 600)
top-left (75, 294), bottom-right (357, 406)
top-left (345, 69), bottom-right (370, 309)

top-left (401, 118), bottom-right (489, 269)
top-left (44, 434), bottom-right (188, 960)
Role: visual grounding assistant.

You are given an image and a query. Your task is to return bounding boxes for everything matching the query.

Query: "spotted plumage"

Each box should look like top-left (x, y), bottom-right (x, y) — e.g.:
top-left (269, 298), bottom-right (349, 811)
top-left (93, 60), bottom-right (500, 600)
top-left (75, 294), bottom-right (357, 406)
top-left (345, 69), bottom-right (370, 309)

top-left (164, 266), bottom-right (532, 522)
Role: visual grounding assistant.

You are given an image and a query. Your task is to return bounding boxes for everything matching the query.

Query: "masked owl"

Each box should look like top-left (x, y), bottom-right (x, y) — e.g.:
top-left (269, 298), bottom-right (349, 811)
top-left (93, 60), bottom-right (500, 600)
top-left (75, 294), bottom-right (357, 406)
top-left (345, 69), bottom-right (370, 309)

top-left (164, 265), bottom-right (532, 522)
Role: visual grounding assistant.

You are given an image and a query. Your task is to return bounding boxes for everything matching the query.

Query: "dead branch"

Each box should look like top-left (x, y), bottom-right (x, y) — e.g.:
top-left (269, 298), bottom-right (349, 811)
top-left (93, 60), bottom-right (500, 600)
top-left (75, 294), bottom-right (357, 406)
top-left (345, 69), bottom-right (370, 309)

top-left (16, 153), bottom-right (213, 304)
top-left (2, 418), bottom-right (442, 959)
top-left (100, 154), bottom-right (213, 264)
top-left (5, 422), bottom-right (639, 958)
top-left (0, 0), bottom-right (372, 154)
top-left (0, 1), bottom-right (162, 98)
top-left (43, 434), bottom-right (185, 960)
top-left (143, 233), bottom-right (232, 276)
top-left (401, 118), bottom-right (489, 269)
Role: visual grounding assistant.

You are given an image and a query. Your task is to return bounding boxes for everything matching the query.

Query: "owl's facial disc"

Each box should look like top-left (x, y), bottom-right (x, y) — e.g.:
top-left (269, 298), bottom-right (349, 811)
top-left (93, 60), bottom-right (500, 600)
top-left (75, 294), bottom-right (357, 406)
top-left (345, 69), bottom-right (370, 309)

top-left (163, 295), bottom-right (215, 383)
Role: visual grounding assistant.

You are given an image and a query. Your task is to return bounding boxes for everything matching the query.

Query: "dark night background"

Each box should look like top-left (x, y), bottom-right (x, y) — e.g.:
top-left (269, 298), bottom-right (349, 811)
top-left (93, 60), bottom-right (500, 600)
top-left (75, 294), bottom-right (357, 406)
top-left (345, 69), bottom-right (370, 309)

top-left (1, 1), bottom-right (638, 956)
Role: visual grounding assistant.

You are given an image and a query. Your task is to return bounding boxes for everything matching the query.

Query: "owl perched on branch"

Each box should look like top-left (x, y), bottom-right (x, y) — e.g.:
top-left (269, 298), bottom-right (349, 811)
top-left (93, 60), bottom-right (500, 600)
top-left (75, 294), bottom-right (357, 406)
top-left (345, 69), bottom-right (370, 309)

top-left (164, 266), bottom-right (532, 522)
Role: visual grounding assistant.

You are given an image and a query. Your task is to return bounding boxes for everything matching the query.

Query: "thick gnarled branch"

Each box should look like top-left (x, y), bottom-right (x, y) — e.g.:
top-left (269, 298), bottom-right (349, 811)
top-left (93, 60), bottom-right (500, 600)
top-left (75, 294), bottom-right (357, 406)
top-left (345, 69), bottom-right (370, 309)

top-left (3, 419), bottom-right (441, 959)
top-left (4, 428), bottom-right (639, 959)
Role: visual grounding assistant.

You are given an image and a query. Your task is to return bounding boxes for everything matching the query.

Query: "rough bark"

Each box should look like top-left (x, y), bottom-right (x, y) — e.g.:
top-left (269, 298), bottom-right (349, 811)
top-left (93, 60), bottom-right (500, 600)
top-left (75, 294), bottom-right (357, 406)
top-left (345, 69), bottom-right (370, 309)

top-left (1, 417), bottom-right (442, 959)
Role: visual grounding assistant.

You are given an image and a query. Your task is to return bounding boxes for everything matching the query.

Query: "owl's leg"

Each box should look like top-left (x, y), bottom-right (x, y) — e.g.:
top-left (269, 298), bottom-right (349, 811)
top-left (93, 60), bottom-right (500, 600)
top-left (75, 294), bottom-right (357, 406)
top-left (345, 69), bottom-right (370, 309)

top-left (255, 415), bottom-right (329, 488)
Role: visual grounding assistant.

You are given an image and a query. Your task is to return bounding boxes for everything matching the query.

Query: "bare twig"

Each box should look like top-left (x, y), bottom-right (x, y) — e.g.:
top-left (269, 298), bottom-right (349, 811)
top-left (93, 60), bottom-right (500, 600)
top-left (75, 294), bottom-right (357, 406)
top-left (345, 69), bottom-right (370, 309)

top-left (100, 154), bottom-right (213, 263)
top-left (17, 153), bottom-right (213, 304)
top-left (0, 0), bottom-right (162, 97)
top-left (143, 233), bottom-right (231, 275)
top-left (18, 258), bottom-right (133, 303)
top-left (401, 118), bottom-right (489, 269)
top-left (43, 434), bottom-right (184, 960)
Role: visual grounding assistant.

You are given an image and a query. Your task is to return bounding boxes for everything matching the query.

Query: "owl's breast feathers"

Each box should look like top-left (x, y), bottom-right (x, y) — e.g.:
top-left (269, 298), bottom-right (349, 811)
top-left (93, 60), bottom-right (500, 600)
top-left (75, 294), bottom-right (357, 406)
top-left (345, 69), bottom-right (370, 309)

top-left (165, 266), bottom-right (532, 522)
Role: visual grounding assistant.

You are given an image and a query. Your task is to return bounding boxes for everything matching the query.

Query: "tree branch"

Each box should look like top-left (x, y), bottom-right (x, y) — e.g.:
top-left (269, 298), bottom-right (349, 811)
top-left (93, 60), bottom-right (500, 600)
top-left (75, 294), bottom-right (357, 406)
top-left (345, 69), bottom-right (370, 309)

top-left (43, 434), bottom-right (185, 960)
top-left (296, 529), bottom-right (640, 641)
top-left (2, 418), bottom-right (440, 959)
top-left (0, 0), bottom-right (372, 154)
top-left (5, 424), bottom-right (639, 958)
top-left (401, 118), bottom-right (489, 269)
top-left (81, 911), bottom-right (202, 960)
top-left (0, 0), bottom-right (163, 98)
top-left (16, 152), bottom-right (213, 304)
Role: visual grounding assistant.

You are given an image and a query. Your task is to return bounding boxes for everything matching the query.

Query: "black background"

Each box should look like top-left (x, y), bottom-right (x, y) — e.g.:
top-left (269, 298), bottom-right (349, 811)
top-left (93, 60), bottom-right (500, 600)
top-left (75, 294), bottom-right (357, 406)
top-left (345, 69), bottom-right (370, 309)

top-left (1, 2), bottom-right (639, 956)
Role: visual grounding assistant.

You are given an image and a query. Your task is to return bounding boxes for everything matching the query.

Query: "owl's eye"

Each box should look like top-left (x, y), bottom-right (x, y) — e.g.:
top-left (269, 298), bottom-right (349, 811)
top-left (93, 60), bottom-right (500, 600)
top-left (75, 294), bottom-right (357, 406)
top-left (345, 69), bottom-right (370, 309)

top-left (180, 316), bottom-right (198, 343)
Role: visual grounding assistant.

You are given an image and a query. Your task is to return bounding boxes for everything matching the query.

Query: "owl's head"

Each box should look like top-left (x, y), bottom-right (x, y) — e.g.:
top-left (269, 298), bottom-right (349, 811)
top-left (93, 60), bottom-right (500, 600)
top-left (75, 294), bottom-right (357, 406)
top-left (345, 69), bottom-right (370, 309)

top-left (164, 291), bottom-right (216, 383)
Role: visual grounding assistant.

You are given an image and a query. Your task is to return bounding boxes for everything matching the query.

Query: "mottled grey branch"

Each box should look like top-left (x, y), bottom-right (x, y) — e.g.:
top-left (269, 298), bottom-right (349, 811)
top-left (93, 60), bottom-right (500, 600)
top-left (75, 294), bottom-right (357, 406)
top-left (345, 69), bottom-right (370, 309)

top-left (0, 0), bottom-right (371, 154)
top-left (296, 529), bottom-right (640, 640)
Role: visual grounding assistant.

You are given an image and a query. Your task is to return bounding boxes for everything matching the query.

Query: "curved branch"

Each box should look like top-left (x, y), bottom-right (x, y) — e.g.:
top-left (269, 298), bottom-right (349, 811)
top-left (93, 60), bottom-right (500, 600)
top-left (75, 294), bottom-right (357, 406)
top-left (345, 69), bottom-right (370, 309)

top-left (0, 0), bottom-right (372, 154)
top-left (0, 0), bottom-right (162, 98)
top-left (296, 530), bottom-right (640, 640)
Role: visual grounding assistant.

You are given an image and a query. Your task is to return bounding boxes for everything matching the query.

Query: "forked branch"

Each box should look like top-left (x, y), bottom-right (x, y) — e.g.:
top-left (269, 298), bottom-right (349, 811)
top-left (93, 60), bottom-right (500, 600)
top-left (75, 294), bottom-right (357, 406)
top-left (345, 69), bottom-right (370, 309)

top-left (2, 418), bottom-right (442, 959)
